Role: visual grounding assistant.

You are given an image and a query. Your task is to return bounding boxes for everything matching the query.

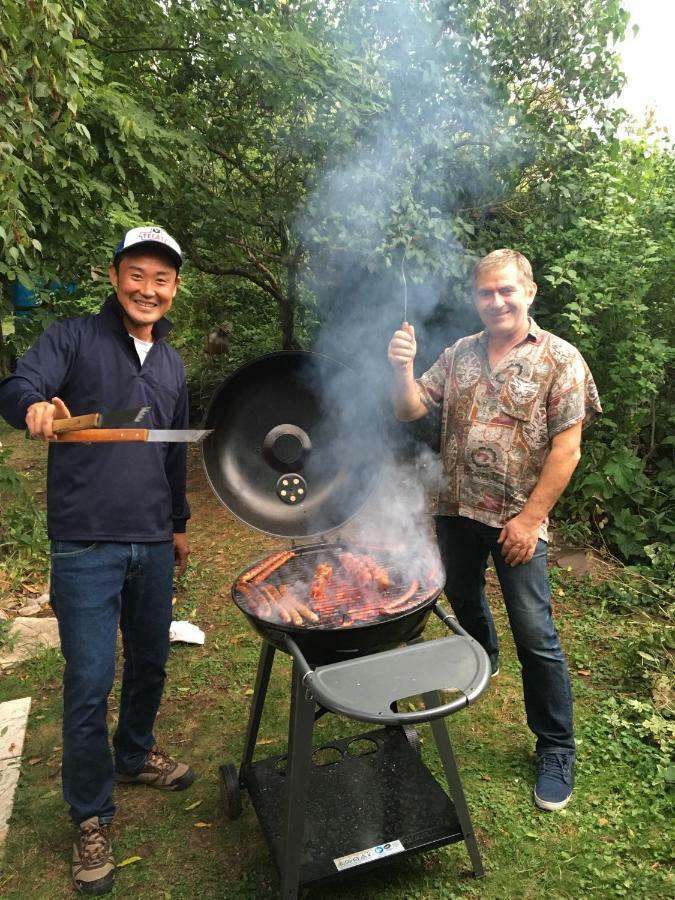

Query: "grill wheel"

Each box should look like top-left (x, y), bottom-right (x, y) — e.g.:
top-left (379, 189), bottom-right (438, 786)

top-left (219, 762), bottom-right (242, 820)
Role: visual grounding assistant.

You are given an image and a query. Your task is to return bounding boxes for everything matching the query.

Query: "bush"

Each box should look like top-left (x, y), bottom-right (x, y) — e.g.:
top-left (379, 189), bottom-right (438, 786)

top-left (482, 135), bottom-right (675, 580)
top-left (0, 444), bottom-right (49, 580)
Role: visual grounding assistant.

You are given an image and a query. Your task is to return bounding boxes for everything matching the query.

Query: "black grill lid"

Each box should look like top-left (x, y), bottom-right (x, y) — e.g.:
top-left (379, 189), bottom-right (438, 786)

top-left (201, 352), bottom-right (385, 538)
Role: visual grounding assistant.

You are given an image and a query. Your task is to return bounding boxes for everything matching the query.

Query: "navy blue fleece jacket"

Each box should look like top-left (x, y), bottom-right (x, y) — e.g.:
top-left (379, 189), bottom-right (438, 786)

top-left (0, 294), bottom-right (190, 541)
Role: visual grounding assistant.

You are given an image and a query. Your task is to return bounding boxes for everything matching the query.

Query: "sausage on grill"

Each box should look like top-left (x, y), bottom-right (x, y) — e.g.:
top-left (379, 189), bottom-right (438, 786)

top-left (238, 583), bottom-right (273, 618)
top-left (260, 584), bottom-right (293, 624)
top-left (382, 579), bottom-right (420, 612)
top-left (240, 550), bottom-right (296, 584)
top-left (279, 585), bottom-right (320, 624)
top-left (252, 550), bottom-right (295, 584)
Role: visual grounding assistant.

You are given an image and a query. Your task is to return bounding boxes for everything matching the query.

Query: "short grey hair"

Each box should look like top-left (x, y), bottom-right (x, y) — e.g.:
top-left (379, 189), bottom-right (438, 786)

top-left (473, 249), bottom-right (534, 287)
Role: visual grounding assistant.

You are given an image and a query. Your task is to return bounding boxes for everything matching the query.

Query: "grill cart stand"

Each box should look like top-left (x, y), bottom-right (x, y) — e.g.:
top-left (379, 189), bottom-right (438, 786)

top-left (219, 604), bottom-right (490, 899)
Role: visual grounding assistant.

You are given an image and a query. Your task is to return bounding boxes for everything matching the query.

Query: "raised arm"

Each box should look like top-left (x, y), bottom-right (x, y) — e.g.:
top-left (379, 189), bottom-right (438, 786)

top-left (387, 322), bottom-right (429, 421)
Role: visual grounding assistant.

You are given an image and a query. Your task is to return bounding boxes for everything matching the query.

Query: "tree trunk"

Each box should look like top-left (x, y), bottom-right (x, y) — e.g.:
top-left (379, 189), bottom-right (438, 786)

top-left (0, 319), bottom-right (9, 378)
top-left (280, 257), bottom-right (299, 350)
top-left (279, 295), bottom-right (296, 350)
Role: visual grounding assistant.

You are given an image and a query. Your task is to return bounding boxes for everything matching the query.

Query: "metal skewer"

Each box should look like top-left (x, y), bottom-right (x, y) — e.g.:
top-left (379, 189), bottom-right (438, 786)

top-left (400, 244), bottom-right (408, 323)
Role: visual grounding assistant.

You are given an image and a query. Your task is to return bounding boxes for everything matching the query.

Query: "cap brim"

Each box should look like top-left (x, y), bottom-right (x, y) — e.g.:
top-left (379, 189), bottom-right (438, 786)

top-left (114, 241), bottom-right (182, 269)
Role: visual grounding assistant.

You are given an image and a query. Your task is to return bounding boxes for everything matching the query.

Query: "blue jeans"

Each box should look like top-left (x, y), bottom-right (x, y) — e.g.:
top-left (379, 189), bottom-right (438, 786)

top-left (435, 516), bottom-right (574, 755)
top-left (50, 540), bottom-right (174, 825)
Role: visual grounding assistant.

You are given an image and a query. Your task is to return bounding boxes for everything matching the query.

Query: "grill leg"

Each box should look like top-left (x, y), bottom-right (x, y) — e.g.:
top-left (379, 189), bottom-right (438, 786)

top-left (280, 662), bottom-right (315, 899)
top-left (240, 641), bottom-right (276, 770)
top-left (423, 690), bottom-right (485, 878)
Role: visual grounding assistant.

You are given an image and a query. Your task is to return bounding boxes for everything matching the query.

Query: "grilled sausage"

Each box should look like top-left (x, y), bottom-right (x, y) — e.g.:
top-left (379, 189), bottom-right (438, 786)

top-left (240, 551), bottom-right (288, 584)
top-left (279, 585), bottom-right (320, 624)
top-left (382, 579), bottom-right (420, 612)
top-left (238, 582), bottom-right (273, 618)
top-left (252, 550), bottom-right (295, 584)
top-left (260, 584), bottom-right (293, 624)
top-left (339, 551), bottom-right (390, 590)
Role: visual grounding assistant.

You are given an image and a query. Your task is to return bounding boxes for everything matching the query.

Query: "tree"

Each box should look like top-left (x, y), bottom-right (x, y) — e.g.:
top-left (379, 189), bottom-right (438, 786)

top-left (0, 0), bottom-right (180, 369)
top-left (73, 0), bottom-right (636, 355)
top-left (91, 0), bottom-right (386, 348)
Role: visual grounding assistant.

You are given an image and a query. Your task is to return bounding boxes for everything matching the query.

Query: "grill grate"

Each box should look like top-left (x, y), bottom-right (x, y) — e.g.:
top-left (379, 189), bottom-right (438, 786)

top-left (233, 544), bottom-right (442, 631)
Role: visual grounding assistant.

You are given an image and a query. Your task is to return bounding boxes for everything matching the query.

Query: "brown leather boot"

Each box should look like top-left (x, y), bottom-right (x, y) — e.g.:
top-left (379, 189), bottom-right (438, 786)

top-left (115, 744), bottom-right (195, 790)
top-left (72, 817), bottom-right (114, 895)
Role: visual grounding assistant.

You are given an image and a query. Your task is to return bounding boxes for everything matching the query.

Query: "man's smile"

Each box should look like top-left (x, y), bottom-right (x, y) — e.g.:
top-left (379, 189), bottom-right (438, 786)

top-left (130, 297), bottom-right (159, 310)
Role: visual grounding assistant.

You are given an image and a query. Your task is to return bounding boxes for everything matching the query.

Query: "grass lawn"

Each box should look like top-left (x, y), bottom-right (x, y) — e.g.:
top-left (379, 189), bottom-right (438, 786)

top-left (0, 423), bottom-right (672, 898)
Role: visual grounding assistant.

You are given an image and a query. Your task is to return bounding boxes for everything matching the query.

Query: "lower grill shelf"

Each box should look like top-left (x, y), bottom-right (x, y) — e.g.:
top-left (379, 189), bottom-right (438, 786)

top-left (241, 727), bottom-right (464, 887)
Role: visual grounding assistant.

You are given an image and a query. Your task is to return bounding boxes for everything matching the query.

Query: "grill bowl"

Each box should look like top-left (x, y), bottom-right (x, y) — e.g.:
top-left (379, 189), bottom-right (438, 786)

top-left (232, 542), bottom-right (444, 665)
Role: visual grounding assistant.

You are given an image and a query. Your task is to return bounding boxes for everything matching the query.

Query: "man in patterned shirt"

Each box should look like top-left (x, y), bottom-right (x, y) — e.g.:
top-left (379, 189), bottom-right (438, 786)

top-left (387, 248), bottom-right (601, 811)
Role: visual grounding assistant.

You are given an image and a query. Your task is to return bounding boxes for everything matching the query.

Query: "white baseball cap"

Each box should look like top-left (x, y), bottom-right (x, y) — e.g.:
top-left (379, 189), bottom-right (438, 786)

top-left (113, 226), bottom-right (182, 270)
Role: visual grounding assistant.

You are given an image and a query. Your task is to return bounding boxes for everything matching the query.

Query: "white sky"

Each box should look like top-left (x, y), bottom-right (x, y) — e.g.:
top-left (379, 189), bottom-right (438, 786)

top-left (618, 0), bottom-right (674, 135)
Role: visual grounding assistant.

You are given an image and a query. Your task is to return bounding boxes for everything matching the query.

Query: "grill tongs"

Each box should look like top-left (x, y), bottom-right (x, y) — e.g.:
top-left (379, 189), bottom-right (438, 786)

top-left (48, 407), bottom-right (211, 443)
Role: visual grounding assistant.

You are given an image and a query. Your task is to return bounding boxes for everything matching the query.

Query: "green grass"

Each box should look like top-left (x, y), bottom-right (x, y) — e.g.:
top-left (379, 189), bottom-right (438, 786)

top-left (0, 424), bottom-right (672, 899)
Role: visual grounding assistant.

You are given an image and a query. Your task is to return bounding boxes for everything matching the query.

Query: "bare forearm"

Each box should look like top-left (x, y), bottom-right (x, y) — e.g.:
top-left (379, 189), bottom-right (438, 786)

top-left (391, 371), bottom-right (428, 421)
top-left (519, 443), bottom-right (581, 527)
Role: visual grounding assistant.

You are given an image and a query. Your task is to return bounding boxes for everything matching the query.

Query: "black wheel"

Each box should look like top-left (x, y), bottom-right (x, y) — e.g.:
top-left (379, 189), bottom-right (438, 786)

top-left (219, 762), bottom-right (242, 820)
top-left (401, 724), bottom-right (421, 754)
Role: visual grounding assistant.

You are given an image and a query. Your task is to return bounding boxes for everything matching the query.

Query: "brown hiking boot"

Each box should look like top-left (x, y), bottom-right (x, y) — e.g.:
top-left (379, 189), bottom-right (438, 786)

top-left (72, 817), bottom-right (114, 895)
top-left (115, 745), bottom-right (195, 791)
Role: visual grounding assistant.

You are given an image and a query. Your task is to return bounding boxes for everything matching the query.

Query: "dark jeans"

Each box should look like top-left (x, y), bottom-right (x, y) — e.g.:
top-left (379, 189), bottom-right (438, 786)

top-left (50, 540), bottom-right (174, 825)
top-left (435, 516), bottom-right (574, 755)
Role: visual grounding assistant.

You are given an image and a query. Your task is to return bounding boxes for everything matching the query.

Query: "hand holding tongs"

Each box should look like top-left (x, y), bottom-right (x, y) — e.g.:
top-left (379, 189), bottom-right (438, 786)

top-left (51, 405), bottom-right (152, 434)
top-left (31, 405), bottom-right (212, 443)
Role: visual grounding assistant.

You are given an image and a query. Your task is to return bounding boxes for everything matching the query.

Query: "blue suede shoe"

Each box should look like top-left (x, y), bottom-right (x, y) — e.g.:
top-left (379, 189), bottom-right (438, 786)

top-left (534, 752), bottom-right (574, 811)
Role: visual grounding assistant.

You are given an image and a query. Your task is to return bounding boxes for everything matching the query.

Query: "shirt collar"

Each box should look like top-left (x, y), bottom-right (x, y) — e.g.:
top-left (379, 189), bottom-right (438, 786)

top-left (477, 316), bottom-right (540, 347)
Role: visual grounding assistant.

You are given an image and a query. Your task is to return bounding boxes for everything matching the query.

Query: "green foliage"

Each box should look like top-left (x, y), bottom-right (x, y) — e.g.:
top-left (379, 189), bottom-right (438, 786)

top-left (482, 134), bottom-right (675, 572)
top-left (90, 0), bottom-right (386, 348)
top-left (0, 616), bottom-right (16, 651)
top-left (21, 645), bottom-right (63, 687)
top-left (0, 444), bottom-right (48, 579)
top-left (168, 270), bottom-right (291, 416)
top-left (0, 0), bottom-right (179, 317)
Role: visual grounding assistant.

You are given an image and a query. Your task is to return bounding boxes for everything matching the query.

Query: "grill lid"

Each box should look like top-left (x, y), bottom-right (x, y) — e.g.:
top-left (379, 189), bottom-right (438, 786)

top-left (201, 352), bottom-right (386, 538)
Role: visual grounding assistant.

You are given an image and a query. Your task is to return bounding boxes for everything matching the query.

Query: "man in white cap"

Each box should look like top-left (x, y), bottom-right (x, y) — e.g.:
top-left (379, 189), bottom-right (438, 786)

top-left (0, 225), bottom-right (194, 895)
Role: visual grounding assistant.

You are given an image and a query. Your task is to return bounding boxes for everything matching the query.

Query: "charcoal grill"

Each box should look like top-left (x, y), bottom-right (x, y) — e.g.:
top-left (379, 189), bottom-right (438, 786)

top-left (232, 541), bottom-right (445, 663)
top-left (202, 352), bottom-right (491, 898)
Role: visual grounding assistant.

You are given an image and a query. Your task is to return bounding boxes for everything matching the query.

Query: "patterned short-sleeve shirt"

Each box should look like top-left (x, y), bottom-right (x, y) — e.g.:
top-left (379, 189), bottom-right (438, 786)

top-left (416, 319), bottom-right (601, 540)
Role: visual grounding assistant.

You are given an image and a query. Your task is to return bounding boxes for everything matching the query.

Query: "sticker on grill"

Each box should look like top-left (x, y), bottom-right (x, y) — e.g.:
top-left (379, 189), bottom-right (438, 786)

top-left (333, 839), bottom-right (405, 871)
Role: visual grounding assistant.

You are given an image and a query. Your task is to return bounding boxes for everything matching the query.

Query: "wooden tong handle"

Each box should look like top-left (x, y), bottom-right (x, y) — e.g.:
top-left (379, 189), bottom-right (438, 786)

top-left (52, 414), bottom-right (102, 434)
top-left (55, 429), bottom-right (149, 443)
